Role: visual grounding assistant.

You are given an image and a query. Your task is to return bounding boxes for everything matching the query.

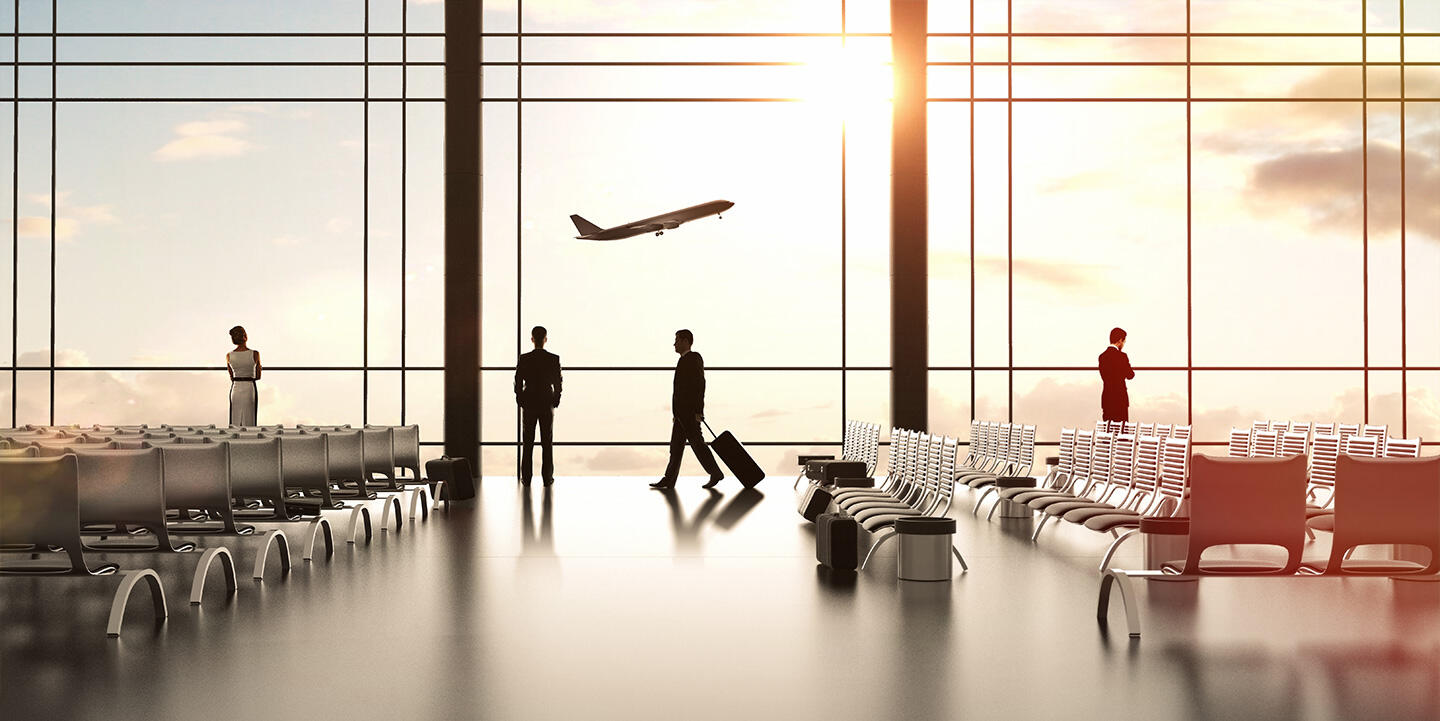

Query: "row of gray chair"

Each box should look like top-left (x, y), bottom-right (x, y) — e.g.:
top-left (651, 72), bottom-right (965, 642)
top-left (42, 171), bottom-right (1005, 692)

top-left (0, 423), bottom-right (435, 637)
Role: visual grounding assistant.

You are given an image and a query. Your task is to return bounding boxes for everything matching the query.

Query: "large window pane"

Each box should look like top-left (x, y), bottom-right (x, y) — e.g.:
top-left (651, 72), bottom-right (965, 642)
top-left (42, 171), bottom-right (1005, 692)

top-left (518, 102), bottom-right (840, 368)
top-left (54, 102), bottom-right (364, 367)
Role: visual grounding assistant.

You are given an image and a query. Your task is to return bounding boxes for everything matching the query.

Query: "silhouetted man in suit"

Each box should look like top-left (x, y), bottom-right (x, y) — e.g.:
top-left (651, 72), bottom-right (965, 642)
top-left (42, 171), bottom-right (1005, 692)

top-left (1099, 327), bottom-right (1134, 423)
top-left (651, 329), bottom-right (725, 489)
top-left (515, 325), bottom-right (562, 486)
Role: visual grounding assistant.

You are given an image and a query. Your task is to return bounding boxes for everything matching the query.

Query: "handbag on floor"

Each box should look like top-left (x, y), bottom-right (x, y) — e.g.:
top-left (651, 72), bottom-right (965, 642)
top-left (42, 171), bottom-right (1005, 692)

top-left (797, 483), bottom-right (833, 522)
top-left (425, 456), bottom-right (475, 501)
top-left (816, 511), bottom-right (859, 570)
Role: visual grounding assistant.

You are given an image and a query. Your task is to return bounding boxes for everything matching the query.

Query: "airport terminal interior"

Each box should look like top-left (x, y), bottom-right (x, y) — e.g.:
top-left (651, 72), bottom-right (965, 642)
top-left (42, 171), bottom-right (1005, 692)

top-left (2, 1), bottom-right (1440, 719)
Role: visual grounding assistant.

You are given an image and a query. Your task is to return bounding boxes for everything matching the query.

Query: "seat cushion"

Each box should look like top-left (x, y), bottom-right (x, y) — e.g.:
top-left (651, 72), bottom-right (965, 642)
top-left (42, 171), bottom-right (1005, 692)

top-left (861, 512), bottom-right (916, 532)
top-left (1306, 514), bottom-right (1335, 532)
top-left (1081, 513), bottom-right (1145, 532)
top-left (1028, 494), bottom-right (1087, 510)
top-left (839, 497), bottom-right (911, 514)
top-left (1011, 489), bottom-right (1073, 505)
top-left (1302, 558), bottom-right (1428, 575)
top-left (1063, 506), bottom-right (1136, 524)
top-left (855, 504), bottom-right (919, 524)
top-left (1043, 500), bottom-right (1114, 518)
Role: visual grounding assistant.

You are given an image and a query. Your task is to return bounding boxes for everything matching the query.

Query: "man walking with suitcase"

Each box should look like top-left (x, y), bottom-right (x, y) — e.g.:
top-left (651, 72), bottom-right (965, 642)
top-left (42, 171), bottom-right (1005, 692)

top-left (652, 329), bottom-right (726, 489)
top-left (515, 325), bottom-right (563, 486)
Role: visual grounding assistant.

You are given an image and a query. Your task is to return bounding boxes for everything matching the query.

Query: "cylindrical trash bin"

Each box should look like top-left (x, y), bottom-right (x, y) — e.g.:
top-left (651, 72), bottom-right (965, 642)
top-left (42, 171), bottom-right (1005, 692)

top-left (1139, 517), bottom-right (1189, 570)
top-left (896, 516), bottom-right (957, 581)
top-left (994, 476), bottom-right (1036, 518)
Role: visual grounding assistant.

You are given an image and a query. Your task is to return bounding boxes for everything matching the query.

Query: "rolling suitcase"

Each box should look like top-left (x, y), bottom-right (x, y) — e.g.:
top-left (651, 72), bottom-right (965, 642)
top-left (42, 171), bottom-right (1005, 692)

top-left (425, 456), bottom-right (475, 502)
top-left (797, 483), bottom-right (833, 522)
top-left (703, 421), bottom-right (765, 488)
top-left (816, 511), bottom-right (859, 570)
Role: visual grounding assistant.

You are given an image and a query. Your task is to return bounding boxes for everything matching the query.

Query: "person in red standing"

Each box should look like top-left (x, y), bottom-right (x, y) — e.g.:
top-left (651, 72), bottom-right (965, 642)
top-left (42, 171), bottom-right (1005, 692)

top-left (1099, 327), bottom-right (1134, 423)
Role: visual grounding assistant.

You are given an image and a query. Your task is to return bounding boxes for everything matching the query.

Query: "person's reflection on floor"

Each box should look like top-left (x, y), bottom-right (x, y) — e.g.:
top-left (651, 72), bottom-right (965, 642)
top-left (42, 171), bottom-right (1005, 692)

top-left (658, 487), bottom-right (723, 551)
top-left (521, 484), bottom-right (553, 555)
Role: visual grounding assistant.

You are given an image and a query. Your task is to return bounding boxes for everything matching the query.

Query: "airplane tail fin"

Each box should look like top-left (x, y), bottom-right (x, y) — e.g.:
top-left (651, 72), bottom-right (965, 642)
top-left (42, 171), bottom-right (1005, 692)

top-left (570, 214), bottom-right (603, 236)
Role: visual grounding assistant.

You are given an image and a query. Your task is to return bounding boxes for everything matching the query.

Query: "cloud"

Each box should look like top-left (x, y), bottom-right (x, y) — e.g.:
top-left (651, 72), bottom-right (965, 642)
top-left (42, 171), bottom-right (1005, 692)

top-left (153, 118), bottom-right (254, 161)
top-left (325, 217), bottom-right (353, 235)
top-left (970, 255), bottom-right (1112, 292)
top-left (270, 235), bottom-right (305, 247)
top-left (1249, 141), bottom-right (1440, 241)
top-left (12, 191), bottom-right (116, 240)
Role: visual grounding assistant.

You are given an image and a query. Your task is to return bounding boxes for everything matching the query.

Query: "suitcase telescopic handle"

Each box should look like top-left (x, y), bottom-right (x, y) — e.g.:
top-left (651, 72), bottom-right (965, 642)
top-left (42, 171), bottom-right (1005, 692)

top-left (702, 420), bottom-right (716, 439)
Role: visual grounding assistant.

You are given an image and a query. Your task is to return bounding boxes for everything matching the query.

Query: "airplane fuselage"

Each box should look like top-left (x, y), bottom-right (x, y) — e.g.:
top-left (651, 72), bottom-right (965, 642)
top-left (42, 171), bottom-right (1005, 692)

top-left (574, 199), bottom-right (734, 240)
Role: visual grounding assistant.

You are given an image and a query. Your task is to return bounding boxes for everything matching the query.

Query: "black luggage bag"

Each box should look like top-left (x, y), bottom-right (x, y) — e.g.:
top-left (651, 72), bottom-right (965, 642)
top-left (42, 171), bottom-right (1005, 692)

top-left (704, 421), bottom-right (765, 488)
top-left (797, 483), bottom-right (833, 522)
top-left (425, 456), bottom-right (475, 502)
top-left (806, 459), bottom-right (866, 484)
top-left (816, 511), bottom-right (859, 570)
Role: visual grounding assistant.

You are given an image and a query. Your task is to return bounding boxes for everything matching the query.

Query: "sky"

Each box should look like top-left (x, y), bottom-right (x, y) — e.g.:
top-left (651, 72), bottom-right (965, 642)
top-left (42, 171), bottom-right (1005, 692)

top-left (0, 0), bottom-right (1436, 476)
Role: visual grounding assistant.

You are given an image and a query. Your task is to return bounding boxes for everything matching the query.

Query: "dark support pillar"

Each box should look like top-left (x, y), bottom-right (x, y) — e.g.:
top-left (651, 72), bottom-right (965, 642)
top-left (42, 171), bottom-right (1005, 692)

top-left (891, 0), bottom-right (928, 431)
top-left (444, 0), bottom-right (481, 469)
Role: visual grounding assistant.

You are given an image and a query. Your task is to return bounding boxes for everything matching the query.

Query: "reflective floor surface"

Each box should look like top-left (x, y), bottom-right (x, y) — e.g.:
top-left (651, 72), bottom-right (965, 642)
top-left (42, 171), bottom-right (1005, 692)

top-left (3, 477), bottom-right (1438, 721)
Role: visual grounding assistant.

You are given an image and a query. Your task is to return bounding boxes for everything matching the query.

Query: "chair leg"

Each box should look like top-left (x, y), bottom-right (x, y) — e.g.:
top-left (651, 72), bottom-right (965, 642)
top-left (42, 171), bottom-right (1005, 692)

top-left (106, 569), bottom-right (167, 638)
top-left (972, 488), bottom-right (997, 517)
top-left (1099, 528), bottom-right (1140, 573)
top-left (1030, 514), bottom-right (1053, 542)
top-left (950, 544), bottom-right (969, 572)
top-left (380, 496), bottom-right (403, 533)
top-left (1096, 569), bottom-right (1141, 638)
top-left (301, 517), bottom-right (333, 561)
top-left (430, 480), bottom-right (447, 511)
top-left (344, 506), bottom-right (372, 544)
top-left (408, 486), bottom-right (429, 521)
top-left (188, 546), bottom-right (238, 605)
top-left (252, 529), bottom-right (291, 580)
top-left (859, 530), bottom-right (898, 571)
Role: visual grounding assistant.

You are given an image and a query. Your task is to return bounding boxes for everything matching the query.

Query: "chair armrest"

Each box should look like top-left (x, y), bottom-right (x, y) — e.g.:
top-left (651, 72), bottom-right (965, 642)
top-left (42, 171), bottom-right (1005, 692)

top-left (1139, 517), bottom-right (1189, 535)
top-left (994, 476), bottom-right (1035, 489)
top-left (798, 454), bottom-right (835, 466)
top-left (832, 477), bottom-right (874, 488)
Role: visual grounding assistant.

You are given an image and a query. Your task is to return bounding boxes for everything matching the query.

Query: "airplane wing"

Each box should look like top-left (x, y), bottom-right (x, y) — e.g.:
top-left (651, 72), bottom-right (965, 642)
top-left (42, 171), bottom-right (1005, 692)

top-left (629, 223), bottom-right (665, 234)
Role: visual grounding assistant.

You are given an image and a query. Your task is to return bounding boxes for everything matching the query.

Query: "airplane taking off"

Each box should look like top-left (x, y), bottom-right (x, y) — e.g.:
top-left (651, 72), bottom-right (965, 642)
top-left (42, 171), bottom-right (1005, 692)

top-left (570, 199), bottom-right (734, 240)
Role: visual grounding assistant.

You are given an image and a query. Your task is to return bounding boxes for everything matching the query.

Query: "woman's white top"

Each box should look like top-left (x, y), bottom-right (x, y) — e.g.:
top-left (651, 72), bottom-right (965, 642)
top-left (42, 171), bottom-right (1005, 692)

top-left (228, 350), bottom-right (258, 379)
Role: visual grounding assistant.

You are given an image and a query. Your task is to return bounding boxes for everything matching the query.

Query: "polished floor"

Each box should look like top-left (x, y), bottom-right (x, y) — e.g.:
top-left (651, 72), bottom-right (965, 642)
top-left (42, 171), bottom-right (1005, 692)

top-left (3, 476), bottom-right (1439, 721)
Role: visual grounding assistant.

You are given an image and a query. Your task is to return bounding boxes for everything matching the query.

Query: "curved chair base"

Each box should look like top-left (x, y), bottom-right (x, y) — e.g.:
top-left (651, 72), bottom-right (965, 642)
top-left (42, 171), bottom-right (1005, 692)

top-left (1099, 528), bottom-right (1140, 573)
top-left (343, 506), bottom-right (372, 544)
top-left (251, 530), bottom-right (291, 580)
top-left (1097, 569), bottom-right (1142, 638)
top-left (407, 486), bottom-right (430, 521)
top-left (301, 517), bottom-right (334, 561)
top-left (1030, 514), bottom-right (1054, 542)
top-left (951, 545), bottom-right (970, 572)
top-left (972, 487), bottom-right (999, 517)
top-left (378, 496), bottom-right (403, 534)
top-left (430, 480), bottom-right (447, 511)
top-left (107, 569), bottom-right (168, 638)
top-left (858, 530), bottom-right (897, 571)
top-left (188, 546), bottom-right (238, 605)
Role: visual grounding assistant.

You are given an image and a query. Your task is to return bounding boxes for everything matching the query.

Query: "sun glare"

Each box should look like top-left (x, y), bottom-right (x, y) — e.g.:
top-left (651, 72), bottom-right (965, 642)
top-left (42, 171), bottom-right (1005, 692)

top-left (801, 42), bottom-right (894, 120)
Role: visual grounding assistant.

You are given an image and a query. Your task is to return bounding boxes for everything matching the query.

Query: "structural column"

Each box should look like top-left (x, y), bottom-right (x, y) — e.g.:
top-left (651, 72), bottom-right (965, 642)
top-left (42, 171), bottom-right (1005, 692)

top-left (444, 0), bottom-right (482, 468)
top-left (891, 0), bottom-right (928, 430)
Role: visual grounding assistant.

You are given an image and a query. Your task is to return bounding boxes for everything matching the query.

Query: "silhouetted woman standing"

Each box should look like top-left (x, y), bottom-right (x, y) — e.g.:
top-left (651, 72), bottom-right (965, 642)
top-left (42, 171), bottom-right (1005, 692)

top-left (226, 325), bottom-right (261, 427)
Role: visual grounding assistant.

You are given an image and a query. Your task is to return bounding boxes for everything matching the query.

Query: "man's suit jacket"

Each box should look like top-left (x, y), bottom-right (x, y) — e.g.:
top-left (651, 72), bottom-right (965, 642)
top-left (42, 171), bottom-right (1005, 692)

top-left (672, 351), bottom-right (706, 421)
top-left (1098, 346), bottom-right (1134, 414)
top-left (515, 349), bottom-right (563, 411)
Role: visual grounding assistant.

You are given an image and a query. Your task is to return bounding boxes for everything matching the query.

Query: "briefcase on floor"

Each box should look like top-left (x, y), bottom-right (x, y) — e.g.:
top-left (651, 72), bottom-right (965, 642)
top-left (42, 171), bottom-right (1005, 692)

top-left (816, 511), bottom-right (859, 570)
top-left (806, 459), bottom-right (866, 484)
top-left (425, 456), bottom-right (475, 502)
top-left (797, 483), bottom-right (833, 522)
top-left (703, 421), bottom-right (765, 488)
